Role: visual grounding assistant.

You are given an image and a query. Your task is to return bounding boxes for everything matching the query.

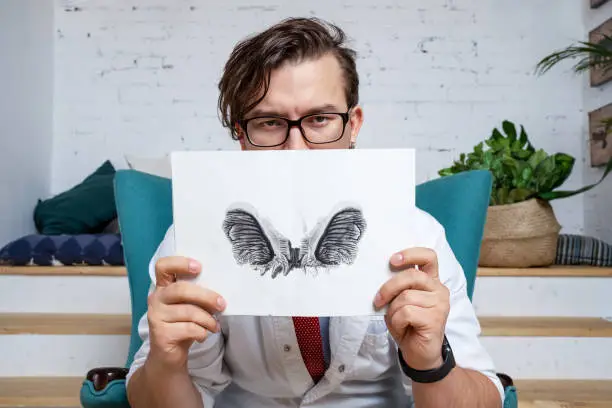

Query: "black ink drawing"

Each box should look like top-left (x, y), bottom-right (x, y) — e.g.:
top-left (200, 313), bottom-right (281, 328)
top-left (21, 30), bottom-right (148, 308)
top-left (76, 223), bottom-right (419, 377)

top-left (222, 203), bottom-right (367, 278)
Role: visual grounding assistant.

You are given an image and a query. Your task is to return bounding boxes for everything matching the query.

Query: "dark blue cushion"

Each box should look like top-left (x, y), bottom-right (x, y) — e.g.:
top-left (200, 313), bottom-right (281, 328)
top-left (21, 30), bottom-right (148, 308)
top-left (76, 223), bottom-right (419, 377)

top-left (0, 234), bottom-right (124, 266)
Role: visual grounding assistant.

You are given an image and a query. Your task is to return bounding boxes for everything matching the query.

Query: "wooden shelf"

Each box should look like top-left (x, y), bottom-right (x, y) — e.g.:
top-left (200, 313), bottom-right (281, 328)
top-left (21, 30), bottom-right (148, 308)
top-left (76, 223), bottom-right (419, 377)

top-left (0, 377), bottom-right (610, 407)
top-left (519, 403), bottom-right (612, 408)
top-left (2, 265), bottom-right (611, 278)
top-left (0, 265), bottom-right (127, 276)
top-left (0, 265), bottom-right (612, 278)
top-left (2, 313), bottom-right (611, 338)
top-left (515, 379), bottom-right (612, 405)
top-left (480, 316), bottom-right (612, 337)
top-left (0, 313), bottom-right (131, 335)
top-left (0, 377), bottom-right (81, 407)
top-left (478, 266), bottom-right (612, 277)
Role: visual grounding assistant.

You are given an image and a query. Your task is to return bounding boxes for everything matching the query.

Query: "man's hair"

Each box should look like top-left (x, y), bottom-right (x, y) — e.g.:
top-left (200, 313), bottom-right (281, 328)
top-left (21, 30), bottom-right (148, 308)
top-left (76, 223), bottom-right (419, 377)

top-left (217, 17), bottom-right (359, 140)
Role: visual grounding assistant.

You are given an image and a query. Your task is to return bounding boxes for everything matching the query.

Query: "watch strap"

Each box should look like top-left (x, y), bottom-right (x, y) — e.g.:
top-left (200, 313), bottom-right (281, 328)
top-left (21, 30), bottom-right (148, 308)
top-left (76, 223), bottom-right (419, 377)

top-left (398, 335), bottom-right (456, 383)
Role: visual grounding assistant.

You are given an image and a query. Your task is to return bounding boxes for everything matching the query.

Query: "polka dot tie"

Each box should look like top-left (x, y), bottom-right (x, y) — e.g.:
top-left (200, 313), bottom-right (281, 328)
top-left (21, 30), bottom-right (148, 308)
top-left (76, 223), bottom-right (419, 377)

top-left (292, 317), bottom-right (326, 383)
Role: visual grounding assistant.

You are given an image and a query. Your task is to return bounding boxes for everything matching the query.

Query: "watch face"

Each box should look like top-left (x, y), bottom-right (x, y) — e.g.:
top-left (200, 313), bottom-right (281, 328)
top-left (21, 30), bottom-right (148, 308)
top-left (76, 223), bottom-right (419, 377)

top-left (442, 337), bottom-right (452, 358)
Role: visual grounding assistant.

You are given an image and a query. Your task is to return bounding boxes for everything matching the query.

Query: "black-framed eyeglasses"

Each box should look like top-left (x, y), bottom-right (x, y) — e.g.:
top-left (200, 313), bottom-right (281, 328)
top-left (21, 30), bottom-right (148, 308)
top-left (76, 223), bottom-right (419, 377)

top-left (238, 111), bottom-right (351, 147)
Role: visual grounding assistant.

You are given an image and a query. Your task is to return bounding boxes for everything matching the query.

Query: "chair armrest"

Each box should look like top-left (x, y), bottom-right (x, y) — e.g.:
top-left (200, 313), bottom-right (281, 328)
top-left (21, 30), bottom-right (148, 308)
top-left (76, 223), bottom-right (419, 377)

top-left (86, 367), bottom-right (129, 391)
top-left (497, 373), bottom-right (518, 408)
top-left (496, 372), bottom-right (514, 389)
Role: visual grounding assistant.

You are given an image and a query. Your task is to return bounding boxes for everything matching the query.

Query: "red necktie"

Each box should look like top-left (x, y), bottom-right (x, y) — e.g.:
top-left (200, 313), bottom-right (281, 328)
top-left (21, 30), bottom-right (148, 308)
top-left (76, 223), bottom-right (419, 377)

top-left (292, 317), bottom-right (326, 382)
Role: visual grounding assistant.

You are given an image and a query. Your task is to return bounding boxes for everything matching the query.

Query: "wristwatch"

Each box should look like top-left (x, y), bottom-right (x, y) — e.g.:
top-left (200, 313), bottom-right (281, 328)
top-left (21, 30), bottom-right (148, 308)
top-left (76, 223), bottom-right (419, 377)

top-left (398, 335), bottom-right (456, 383)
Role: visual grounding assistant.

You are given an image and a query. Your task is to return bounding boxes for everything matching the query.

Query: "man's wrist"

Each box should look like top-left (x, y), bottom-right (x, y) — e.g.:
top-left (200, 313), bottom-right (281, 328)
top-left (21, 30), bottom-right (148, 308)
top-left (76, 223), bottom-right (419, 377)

top-left (145, 353), bottom-right (189, 382)
top-left (400, 349), bottom-right (444, 371)
top-left (398, 336), bottom-right (456, 383)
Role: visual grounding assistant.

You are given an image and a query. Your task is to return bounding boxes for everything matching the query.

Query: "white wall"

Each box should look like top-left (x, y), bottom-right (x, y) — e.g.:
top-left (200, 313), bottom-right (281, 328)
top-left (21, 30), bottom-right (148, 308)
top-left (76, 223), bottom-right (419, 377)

top-left (53, 0), bottom-right (591, 236)
top-left (0, 1), bottom-right (54, 246)
top-left (582, 1), bottom-right (612, 244)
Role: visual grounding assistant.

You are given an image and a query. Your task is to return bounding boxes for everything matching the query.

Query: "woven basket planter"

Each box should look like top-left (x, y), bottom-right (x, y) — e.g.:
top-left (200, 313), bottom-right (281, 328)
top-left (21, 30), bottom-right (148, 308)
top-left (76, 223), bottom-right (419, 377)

top-left (479, 198), bottom-right (561, 267)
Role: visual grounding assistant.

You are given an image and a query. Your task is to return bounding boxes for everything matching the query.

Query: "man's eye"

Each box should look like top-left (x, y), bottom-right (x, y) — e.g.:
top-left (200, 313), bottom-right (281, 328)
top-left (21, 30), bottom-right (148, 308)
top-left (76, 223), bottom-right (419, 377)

top-left (258, 119), bottom-right (282, 127)
top-left (308, 115), bottom-right (329, 125)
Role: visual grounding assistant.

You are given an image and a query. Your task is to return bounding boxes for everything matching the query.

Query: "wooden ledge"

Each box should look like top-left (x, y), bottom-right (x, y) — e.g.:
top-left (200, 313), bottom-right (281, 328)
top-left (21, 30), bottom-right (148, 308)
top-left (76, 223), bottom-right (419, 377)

top-left (0, 266), bottom-right (127, 276)
top-left (480, 316), bottom-right (612, 337)
top-left (1, 265), bottom-right (611, 278)
top-left (0, 377), bottom-right (82, 407)
top-left (0, 377), bottom-right (611, 407)
top-left (515, 379), bottom-right (612, 404)
top-left (0, 313), bottom-right (131, 335)
top-left (2, 313), bottom-right (612, 337)
top-left (478, 266), bottom-right (612, 277)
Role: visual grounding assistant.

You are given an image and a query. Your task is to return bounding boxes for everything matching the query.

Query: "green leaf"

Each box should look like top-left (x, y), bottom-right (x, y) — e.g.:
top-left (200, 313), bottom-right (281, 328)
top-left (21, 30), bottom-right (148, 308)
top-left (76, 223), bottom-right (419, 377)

top-left (602, 117), bottom-right (612, 135)
top-left (508, 188), bottom-right (536, 203)
top-left (485, 138), bottom-right (500, 151)
top-left (538, 158), bottom-right (612, 200)
top-left (495, 187), bottom-right (509, 205)
top-left (519, 125), bottom-right (529, 147)
top-left (438, 168), bottom-right (454, 177)
top-left (548, 153), bottom-right (575, 190)
top-left (513, 149), bottom-right (533, 160)
top-left (491, 128), bottom-right (504, 142)
top-left (528, 149), bottom-right (548, 170)
top-left (533, 156), bottom-right (557, 192)
top-left (502, 120), bottom-right (518, 142)
top-left (521, 166), bottom-right (533, 183)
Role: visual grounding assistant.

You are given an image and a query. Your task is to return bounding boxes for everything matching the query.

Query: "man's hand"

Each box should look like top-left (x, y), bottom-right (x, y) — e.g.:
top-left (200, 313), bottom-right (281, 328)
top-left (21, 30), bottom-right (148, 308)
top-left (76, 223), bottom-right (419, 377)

top-left (147, 256), bottom-right (226, 370)
top-left (374, 248), bottom-right (450, 371)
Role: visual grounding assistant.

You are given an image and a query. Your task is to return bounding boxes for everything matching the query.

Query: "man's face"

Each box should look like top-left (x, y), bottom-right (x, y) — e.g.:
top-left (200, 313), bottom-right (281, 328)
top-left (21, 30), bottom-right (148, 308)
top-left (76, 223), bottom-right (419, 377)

top-left (237, 53), bottom-right (364, 150)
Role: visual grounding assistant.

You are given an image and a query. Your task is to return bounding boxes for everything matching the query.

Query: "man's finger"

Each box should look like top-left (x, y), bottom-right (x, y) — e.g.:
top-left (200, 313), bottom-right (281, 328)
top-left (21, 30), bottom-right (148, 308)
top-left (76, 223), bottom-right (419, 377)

top-left (389, 247), bottom-right (438, 279)
top-left (170, 322), bottom-right (209, 344)
top-left (386, 304), bottom-right (430, 333)
top-left (385, 289), bottom-right (437, 317)
top-left (155, 256), bottom-right (201, 287)
top-left (161, 281), bottom-right (226, 313)
top-left (160, 304), bottom-right (220, 333)
top-left (374, 269), bottom-right (437, 309)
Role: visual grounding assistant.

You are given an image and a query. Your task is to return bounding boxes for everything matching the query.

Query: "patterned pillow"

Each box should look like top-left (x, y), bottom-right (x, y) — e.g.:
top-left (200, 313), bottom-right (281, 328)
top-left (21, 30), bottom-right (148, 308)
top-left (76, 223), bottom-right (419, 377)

top-left (556, 234), bottom-right (612, 267)
top-left (0, 234), bottom-right (124, 266)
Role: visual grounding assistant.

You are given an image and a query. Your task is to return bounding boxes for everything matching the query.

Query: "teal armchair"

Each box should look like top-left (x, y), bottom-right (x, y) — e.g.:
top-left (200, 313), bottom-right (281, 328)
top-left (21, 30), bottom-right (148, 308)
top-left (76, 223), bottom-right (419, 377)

top-left (80, 169), bottom-right (516, 408)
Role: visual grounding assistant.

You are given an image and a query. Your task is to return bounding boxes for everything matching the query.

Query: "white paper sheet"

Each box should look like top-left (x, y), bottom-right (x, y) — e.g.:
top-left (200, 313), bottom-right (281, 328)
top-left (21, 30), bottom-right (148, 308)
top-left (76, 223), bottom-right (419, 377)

top-left (171, 149), bottom-right (416, 316)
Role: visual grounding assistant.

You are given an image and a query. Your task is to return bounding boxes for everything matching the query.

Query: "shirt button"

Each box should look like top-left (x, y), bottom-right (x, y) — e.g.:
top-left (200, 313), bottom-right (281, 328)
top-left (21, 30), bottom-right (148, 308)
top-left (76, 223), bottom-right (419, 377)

top-left (338, 364), bottom-right (345, 373)
top-left (283, 344), bottom-right (291, 352)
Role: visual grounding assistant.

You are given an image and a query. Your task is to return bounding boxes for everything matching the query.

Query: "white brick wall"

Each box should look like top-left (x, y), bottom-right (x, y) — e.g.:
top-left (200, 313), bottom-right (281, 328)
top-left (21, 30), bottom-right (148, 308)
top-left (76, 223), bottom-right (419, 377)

top-left (0, 0), bottom-right (54, 246)
top-left (53, 0), bottom-right (594, 236)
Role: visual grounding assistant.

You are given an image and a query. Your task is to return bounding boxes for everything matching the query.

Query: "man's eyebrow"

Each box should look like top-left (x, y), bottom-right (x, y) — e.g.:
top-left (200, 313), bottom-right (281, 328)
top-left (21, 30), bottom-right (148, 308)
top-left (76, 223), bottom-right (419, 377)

top-left (247, 104), bottom-right (345, 118)
top-left (247, 108), bottom-right (283, 118)
top-left (303, 104), bottom-right (344, 115)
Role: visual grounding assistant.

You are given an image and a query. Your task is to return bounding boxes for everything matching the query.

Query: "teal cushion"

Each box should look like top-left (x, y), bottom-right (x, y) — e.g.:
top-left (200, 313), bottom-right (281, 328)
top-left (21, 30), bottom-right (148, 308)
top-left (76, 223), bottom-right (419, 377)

top-left (34, 160), bottom-right (117, 235)
top-left (416, 170), bottom-right (492, 300)
top-left (80, 379), bottom-right (130, 408)
top-left (114, 170), bottom-right (173, 367)
top-left (82, 170), bottom-right (172, 408)
top-left (504, 386), bottom-right (518, 408)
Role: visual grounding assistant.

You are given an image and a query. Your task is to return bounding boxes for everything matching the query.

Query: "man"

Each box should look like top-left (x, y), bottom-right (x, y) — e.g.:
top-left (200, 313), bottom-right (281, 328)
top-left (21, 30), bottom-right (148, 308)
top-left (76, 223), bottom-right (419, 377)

top-left (126, 17), bottom-right (504, 407)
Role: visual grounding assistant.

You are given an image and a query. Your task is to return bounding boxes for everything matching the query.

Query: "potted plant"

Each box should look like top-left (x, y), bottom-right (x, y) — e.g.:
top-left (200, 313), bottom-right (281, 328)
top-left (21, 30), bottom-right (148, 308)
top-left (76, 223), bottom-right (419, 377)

top-left (439, 121), bottom-right (612, 267)
top-left (536, 33), bottom-right (612, 151)
top-left (535, 33), bottom-right (612, 76)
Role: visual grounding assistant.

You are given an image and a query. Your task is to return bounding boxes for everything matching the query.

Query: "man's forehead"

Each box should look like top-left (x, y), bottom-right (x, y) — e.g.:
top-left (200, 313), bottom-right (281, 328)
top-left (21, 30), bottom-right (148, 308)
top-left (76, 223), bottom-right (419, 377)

top-left (247, 54), bottom-right (347, 116)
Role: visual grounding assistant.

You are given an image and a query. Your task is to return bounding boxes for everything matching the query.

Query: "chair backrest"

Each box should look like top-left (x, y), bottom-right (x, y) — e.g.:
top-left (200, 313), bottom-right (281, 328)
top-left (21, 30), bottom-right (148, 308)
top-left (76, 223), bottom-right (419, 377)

top-left (114, 170), bottom-right (173, 366)
top-left (114, 168), bottom-right (491, 366)
top-left (415, 170), bottom-right (492, 299)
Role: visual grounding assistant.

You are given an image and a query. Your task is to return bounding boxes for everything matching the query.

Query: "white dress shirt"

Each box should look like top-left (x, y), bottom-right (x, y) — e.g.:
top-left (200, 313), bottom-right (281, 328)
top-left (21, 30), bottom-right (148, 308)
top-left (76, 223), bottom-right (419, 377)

top-left (126, 209), bottom-right (504, 407)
